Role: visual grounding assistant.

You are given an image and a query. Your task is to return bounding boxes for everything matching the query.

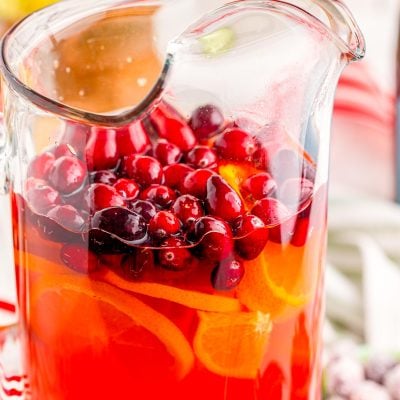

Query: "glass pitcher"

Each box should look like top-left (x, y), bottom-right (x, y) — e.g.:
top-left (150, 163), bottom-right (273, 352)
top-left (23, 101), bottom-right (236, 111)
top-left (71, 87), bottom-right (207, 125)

top-left (0, 0), bottom-right (364, 399)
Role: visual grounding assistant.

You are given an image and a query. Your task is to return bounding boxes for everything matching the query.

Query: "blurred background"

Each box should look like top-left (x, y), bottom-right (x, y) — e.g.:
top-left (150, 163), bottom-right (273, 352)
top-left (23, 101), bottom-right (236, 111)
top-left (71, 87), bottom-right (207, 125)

top-left (0, 0), bottom-right (400, 398)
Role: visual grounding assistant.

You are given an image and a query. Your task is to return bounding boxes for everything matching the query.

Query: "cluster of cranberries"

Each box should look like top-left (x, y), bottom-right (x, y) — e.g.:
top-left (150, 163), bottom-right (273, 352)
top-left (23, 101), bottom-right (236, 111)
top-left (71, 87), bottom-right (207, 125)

top-left (24, 101), bottom-right (315, 290)
top-left (325, 342), bottom-right (400, 400)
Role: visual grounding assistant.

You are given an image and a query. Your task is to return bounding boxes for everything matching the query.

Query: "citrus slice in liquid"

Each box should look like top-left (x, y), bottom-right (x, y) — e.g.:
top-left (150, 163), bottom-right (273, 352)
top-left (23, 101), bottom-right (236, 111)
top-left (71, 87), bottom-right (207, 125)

top-left (18, 251), bottom-right (241, 313)
top-left (30, 274), bottom-right (194, 379)
top-left (100, 269), bottom-right (241, 313)
top-left (193, 310), bottom-right (272, 379)
top-left (237, 235), bottom-right (324, 320)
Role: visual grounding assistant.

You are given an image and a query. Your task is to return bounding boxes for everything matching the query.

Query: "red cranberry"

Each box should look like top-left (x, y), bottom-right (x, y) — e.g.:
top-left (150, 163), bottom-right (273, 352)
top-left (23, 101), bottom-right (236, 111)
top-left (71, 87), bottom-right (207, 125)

top-left (61, 121), bottom-right (90, 156)
top-left (182, 169), bottom-right (215, 198)
top-left (233, 214), bottom-right (268, 260)
top-left (84, 183), bottom-right (125, 212)
top-left (269, 149), bottom-right (301, 183)
top-left (189, 104), bottom-right (224, 140)
top-left (25, 177), bottom-right (47, 192)
top-left (92, 207), bottom-right (147, 243)
top-left (122, 155), bottom-right (163, 187)
top-left (252, 142), bottom-right (282, 171)
top-left (90, 170), bottom-right (117, 185)
top-left (53, 144), bottom-right (77, 158)
top-left (211, 257), bottom-right (245, 291)
top-left (269, 217), bottom-right (297, 244)
top-left (153, 139), bottom-right (182, 165)
top-left (290, 217), bottom-right (310, 247)
top-left (85, 127), bottom-right (119, 171)
top-left (233, 118), bottom-right (261, 134)
top-left (278, 178), bottom-right (314, 208)
top-left (241, 173), bottom-right (277, 200)
top-left (140, 184), bottom-right (177, 208)
top-left (29, 152), bottom-right (55, 179)
top-left (113, 178), bottom-right (140, 200)
top-left (150, 101), bottom-right (197, 151)
top-left (61, 244), bottom-right (99, 274)
top-left (116, 120), bottom-right (151, 156)
top-left (252, 146), bottom-right (270, 170)
top-left (121, 249), bottom-right (154, 279)
top-left (149, 211), bottom-right (181, 240)
top-left (47, 205), bottom-right (85, 232)
top-left (205, 175), bottom-right (245, 222)
top-left (251, 198), bottom-right (291, 226)
top-left (186, 146), bottom-right (218, 169)
top-left (303, 161), bottom-right (316, 182)
top-left (214, 129), bottom-right (256, 161)
top-left (128, 199), bottom-right (157, 222)
top-left (163, 163), bottom-right (194, 192)
top-left (158, 237), bottom-right (192, 271)
top-left (48, 156), bottom-right (87, 194)
top-left (27, 185), bottom-right (62, 214)
top-left (193, 216), bottom-right (233, 261)
top-left (172, 194), bottom-right (204, 226)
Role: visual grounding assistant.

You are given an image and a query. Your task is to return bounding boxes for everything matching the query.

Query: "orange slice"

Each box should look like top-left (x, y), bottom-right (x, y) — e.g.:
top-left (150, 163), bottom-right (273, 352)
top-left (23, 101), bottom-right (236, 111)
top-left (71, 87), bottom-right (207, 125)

top-left (100, 269), bottom-right (241, 313)
top-left (17, 251), bottom-right (241, 313)
top-left (193, 310), bottom-right (272, 379)
top-left (31, 274), bottom-right (194, 379)
top-left (237, 232), bottom-right (325, 320)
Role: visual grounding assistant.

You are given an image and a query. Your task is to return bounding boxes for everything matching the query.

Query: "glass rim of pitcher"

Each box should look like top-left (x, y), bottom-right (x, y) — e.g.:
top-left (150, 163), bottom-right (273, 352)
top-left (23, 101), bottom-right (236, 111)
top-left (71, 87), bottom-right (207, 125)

top-left (0, 0), bottom-right (365, 127)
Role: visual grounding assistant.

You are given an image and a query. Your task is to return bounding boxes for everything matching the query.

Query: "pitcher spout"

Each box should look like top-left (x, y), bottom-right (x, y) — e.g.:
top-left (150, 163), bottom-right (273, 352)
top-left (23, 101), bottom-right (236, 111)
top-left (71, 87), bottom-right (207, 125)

top-left (287, 0), bottom-right (365, 62)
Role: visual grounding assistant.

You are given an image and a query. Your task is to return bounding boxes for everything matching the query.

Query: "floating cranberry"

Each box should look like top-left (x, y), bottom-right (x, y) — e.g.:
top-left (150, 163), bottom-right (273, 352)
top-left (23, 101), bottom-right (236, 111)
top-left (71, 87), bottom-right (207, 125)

top-left (84, 183), bottom-right (125, 212)
top-left (172, 194), bottom-right (204, 226)
top-left (114, 178), bottom-right (140, 200)
top-left (163, 163), bottom-right (194, 192)
top-left (85, 127), bottom-right (119, 171)
top-left (269, 149), bottom-right (301, 183)
top-left (241, 172), bottom-right (277, 200)
top-left (29, 152), bottom-right (55, 179)
top-left (61, 244), bottom-right (99, 274)
top-left (61, 121), bottom-right (90, 156)
top-left (121, 248), bottom-right (154, 279)
top-left (148, 211), bottom-right (181, 240)
top-left (122, 155), bottom-right (163, 187)
top-left (193, 216), bottom-right (233, 261)
top-left (303, 161), bottom-right (316, 183)
top-left (158, 237), bottom-right (192, 271)
top-left (186, 146), bottom-right (218, 169)
top-left (252, 146), bottom-right (270, 170)
top-left (91, 207), bottom-right (147, 243)
top-left (251, 197), bottom-right (291, 226)
top-left (48, 156), bottom-right (87, 194)
top-left (214, 129), bottom-right (256, 161)
top-left (211, 257), bottom-right (245, 291)
top-left (189, 104), bottom-right (224, 140)
top-left (290, 217), bottom-right (310, 247)
top-left (233, 214), bottom-right (268, 260)
top-left (25, 177), bottom-right (47, 192)
top-left (27, 185), bottom-right (62, 214)
top-left (90, 170), bottom-right (117, 185)
top-left (47, 205), bottom-right (85, 232)
top-left (279, 178), bottom-right (314, 208)
top-left (150, 101), bottom-right (197, 151)
top-left (205, 175), bottom-right (245, 222)
top-left (153, 139), bottom-right (182, 165)
top-left (116, 120), bottom-right (151, 156)
top-left (53, 143), bottom-right (77, 158)
top-left (182, 169), bottom-right (215, 198)
top-left (140, 184), bottom-right (177, 208)
top-left (128, 199), bottom-right (157, 222)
